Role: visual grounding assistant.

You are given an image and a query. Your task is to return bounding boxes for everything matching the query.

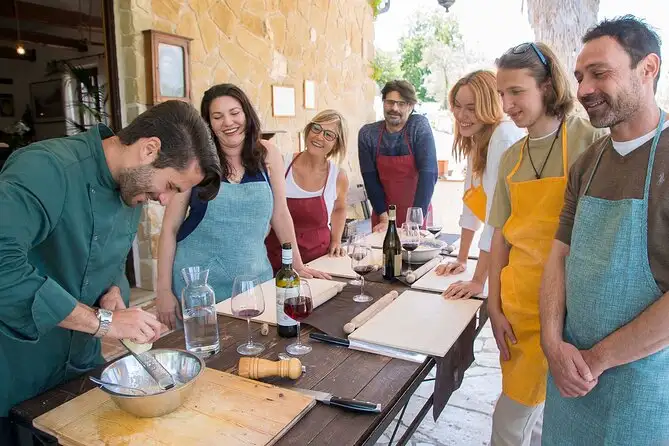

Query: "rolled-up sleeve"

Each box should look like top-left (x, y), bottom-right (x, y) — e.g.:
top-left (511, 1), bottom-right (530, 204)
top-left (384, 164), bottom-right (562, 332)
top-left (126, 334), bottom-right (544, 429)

top-left (0, 151), bottom-right (77, 342)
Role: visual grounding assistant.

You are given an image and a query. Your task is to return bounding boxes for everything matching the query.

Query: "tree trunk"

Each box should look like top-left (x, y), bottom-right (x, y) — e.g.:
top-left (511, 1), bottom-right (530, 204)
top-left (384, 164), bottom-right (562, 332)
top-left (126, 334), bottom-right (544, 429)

top-left (525, 0), bottom-right (600, 74)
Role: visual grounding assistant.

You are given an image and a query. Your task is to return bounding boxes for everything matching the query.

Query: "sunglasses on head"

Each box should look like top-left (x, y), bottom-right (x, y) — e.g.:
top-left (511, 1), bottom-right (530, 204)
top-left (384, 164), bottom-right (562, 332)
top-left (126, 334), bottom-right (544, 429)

top-left (310, 123), bottom-right (338, 142)
top-left (512, 42), bottom-right (550, 71)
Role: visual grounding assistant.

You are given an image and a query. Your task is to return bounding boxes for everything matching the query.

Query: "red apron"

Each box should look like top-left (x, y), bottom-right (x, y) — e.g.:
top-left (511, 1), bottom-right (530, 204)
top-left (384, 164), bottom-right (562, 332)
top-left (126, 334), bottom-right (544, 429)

top-left (371, 122), bottom-right (432, 228)
top-left (265, 153), bottom-right (331, 272)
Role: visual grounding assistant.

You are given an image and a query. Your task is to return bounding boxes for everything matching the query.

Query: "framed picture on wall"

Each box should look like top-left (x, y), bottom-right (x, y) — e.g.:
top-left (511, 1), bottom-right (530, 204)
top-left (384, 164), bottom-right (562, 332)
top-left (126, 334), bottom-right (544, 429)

top-left (0, 93), bottom-right (14, 117)
top-left (272, 85), bottom-right (296, 117)
top-left (144, 30), bottom-right (192, 105)
top-left (30, 79), bottom-right (65, 123)
top-left (304, 80), bottom-right (316, 109)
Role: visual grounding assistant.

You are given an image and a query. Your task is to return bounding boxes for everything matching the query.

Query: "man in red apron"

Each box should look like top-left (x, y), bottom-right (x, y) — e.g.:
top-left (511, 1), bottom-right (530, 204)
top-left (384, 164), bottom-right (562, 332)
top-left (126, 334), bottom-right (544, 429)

top-left (358, 80), bottom-right (437, 232)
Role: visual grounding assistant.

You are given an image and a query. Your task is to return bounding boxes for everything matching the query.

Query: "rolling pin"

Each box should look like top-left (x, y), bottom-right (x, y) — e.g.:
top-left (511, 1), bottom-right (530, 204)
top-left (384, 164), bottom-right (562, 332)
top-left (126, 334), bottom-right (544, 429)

top-left (405, 255), bottom-right (443, 284)
top-left (238, 357), bottom-right (303, 380)
top-left (343, 290), bottom-right (399, 334)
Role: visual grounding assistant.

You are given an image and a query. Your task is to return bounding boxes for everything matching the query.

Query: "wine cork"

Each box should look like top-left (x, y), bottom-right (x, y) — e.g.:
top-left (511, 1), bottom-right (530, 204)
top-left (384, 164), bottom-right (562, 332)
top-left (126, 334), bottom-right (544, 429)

top-left (343, 290), bottom-right (399, 334)
top-left (405, 255), bottom-right (443, 284)
top-left (261, 323), bottom-right (269, 336)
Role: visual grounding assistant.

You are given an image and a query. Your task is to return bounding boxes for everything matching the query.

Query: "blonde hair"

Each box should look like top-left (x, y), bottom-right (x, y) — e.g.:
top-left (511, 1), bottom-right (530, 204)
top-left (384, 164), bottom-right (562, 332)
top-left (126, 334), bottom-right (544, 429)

top-left (496, 42), bottom-right (575, 118)
top-left (449, 70), bottom-right (504, 178)
top-left (304, 109), bottom-right (348, 165)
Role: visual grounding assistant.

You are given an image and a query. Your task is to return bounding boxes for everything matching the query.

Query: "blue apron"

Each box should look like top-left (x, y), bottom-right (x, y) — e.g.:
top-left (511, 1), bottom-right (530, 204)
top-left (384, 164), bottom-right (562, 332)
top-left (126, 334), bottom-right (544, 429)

top-left (172, 172), bottom-right (274, 302)
top-left (543, 111), bottom-right (669, 446)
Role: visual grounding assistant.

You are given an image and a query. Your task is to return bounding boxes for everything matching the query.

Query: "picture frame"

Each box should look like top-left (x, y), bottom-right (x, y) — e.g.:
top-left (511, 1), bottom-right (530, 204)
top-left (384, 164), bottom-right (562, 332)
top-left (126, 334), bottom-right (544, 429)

top-left (303, 80), bottom-right (316, 109)
top-left (143, 30), bottom-right (192, 105)
top-left (272, 85), bottom-right (296, 117)
top-left (0, 93), bottom-right (14, 117)
top-left (30, 79), bottom-right (65, 123)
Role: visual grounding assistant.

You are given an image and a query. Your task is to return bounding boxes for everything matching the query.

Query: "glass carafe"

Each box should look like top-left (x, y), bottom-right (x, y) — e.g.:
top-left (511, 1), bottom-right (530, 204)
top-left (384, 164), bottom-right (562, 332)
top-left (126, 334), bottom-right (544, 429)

top-left (181, 266), bottom-right (220, 358)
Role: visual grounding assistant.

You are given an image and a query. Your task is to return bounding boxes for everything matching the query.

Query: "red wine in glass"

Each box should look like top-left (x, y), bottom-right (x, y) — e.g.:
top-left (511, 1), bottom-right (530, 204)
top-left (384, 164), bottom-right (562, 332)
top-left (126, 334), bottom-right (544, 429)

top-left (353, 265), bottom-right (375, 276)
top-left (236, 309), bottom-right (262, 319)
top-left (402, 242), bottom-right (419, 252)
top-left (427, 226), bottom-right (443, 236)
top-left (284, 296), bottom-right (313, 321)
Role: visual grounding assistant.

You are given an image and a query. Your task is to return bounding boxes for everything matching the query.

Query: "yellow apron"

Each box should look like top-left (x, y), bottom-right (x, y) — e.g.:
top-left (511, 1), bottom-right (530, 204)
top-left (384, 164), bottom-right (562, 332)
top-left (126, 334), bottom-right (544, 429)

top-left (463, 183), bottom-right (487, 222)
top-left (500, 123), bottom-right (567, 406)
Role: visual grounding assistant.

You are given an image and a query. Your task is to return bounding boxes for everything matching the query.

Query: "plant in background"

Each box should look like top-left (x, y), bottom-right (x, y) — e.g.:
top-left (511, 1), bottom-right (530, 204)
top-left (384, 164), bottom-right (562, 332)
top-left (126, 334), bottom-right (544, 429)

top-left (46, 59), bottom-right (109, 134)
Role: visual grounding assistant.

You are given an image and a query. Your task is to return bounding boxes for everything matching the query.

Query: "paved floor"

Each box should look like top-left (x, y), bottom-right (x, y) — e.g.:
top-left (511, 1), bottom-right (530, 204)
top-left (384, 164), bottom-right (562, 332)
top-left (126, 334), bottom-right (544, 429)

top-left (375, 321), bottom-right (500, 446)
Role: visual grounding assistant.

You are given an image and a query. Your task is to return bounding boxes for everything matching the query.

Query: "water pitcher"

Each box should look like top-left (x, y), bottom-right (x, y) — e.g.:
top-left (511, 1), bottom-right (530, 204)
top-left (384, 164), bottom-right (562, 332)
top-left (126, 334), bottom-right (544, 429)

top-left (180, 266), bottom-right (220, 358)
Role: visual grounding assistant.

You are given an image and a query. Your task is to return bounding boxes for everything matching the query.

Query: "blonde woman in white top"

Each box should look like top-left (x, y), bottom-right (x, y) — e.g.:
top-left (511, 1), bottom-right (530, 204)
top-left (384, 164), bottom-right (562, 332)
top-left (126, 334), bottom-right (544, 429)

top-left (437, 70), bottom-right (525, 299)
top-left (265, 110), bottom-right (349, 271)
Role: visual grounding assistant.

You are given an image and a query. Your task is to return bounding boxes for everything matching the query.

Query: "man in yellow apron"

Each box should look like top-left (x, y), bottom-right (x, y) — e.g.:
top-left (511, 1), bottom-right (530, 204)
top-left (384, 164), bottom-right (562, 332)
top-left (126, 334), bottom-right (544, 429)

top-left (488, 42), bottom-right (607, 446)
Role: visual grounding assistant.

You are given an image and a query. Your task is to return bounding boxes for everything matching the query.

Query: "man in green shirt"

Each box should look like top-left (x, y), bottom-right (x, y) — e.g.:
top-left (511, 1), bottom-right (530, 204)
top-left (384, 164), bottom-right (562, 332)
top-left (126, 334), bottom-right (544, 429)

top-left (0, 100), bottom-right (221, 440)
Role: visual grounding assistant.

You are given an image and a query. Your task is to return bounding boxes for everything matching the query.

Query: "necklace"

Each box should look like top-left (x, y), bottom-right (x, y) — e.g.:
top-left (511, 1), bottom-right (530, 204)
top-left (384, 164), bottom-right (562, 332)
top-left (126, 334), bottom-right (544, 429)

top-left (526, 122), bottom-right (562, 179)
top-left (227, 167), bottom-right (244, 184)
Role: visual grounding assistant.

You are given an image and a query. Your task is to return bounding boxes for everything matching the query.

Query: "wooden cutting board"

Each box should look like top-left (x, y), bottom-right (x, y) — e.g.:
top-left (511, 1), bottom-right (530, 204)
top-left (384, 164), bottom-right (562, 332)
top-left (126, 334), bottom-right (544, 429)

top-left (33, 368), bottom-right (315, 446)
top-left (306, 249), bottom-right (383, 279)
top-left (410, 258), bottom-right (488, 297)
top-left (215, 278), bottom-right (344, 325)
top-left (348, 290), bottom-right (482, 358)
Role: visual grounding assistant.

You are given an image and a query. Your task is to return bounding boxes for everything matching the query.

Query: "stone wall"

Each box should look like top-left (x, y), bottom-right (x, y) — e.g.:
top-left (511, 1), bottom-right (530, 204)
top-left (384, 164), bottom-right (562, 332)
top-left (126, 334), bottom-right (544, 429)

top-left (114, 0), bottom-right (377, 290)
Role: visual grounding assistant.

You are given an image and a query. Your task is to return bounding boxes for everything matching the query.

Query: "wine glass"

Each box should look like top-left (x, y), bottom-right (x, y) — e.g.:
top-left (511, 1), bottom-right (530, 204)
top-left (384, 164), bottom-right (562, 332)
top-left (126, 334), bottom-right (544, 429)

top-left (231, 275), bottom-right (266, 356)
top-left (346, 227), bottom-right (364, 286)
top-left (401, 222), bottom-right (421, 274)
top-left (285, 281), bottom-right (314, 356)
top-left (426, 208), bottom-right (443, 237)
top-left (350, 244), bottom-right (374, 303)
top-left (406, 207), bottom-right (424, 230)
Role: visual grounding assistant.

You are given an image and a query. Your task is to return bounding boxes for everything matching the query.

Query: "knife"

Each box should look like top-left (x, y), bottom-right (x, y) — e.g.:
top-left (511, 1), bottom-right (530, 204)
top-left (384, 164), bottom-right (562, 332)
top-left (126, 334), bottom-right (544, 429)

top-left (309, 333), bottom-right (427, 364)
top-left (292, 387), bottom-right (381, 413)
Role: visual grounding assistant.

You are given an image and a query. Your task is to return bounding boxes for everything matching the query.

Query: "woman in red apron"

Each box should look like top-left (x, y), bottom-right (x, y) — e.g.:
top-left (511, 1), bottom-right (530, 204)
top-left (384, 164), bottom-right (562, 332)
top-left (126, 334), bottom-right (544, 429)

top-left (265, 110), bottom-right (350, 272)
top-left (358, 80), bottom-right (437, 233)
top-left (436, 71), bottom-right (524, 300)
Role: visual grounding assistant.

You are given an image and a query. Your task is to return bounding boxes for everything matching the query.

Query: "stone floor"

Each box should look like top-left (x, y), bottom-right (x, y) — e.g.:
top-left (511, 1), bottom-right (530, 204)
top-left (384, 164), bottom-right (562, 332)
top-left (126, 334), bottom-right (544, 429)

top-left (376, 321), bottom-right (501, 446)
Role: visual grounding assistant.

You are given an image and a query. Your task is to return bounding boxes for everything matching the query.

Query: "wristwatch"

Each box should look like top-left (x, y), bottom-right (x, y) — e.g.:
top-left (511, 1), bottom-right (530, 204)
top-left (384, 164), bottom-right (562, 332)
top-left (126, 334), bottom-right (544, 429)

top-left (93, 308), bottom-right (113, 338)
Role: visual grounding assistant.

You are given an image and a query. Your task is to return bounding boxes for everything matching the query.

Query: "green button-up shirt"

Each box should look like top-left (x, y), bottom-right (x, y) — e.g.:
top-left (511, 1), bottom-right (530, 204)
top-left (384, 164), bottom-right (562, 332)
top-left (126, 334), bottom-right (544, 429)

top-left (0, 124), bottom-right (141, 415)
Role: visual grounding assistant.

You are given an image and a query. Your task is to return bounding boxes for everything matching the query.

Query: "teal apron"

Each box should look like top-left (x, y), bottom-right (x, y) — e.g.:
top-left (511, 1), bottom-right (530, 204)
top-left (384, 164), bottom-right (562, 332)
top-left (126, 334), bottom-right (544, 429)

top-left (172, 172), bottom-right (274, 302)
top-left (543, 111), bottom-right (669, 445)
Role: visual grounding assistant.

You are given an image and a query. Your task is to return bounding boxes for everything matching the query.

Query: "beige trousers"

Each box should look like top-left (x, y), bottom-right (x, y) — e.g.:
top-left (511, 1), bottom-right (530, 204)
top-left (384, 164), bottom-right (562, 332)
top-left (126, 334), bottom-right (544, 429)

top-left (490, 393), bottom-right (543, 446)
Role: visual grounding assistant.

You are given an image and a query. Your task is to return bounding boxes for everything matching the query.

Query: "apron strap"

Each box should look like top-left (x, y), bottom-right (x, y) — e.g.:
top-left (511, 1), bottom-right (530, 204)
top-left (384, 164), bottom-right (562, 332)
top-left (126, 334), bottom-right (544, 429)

top-left (375, 122), bottom-right (413, 157)
top-left (585, 109), bottom-right (665, 197)
top-left (286, 152), bottom-right (330, 197)
top-left (560, 120), bottom-right (568, 178)
top-left (507, 137), bottom-right (527, 182)
top-left (643, 109), bottom-right (666, 200)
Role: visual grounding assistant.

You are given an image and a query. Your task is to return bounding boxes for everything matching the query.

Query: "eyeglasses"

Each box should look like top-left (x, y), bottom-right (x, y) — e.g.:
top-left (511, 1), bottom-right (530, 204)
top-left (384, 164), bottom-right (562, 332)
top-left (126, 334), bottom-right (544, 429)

top-left (512, 42), bottom-right (550, 71)
top-left (383, 99), bottom-right (409, 109)
top-left (310, 123), bottom-right (338, 142)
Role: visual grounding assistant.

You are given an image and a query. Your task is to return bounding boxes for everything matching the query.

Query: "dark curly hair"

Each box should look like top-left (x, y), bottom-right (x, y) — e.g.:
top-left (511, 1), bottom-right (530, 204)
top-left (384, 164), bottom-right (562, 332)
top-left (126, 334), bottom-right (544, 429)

top-left (200, 84), bottom-right (267, 179)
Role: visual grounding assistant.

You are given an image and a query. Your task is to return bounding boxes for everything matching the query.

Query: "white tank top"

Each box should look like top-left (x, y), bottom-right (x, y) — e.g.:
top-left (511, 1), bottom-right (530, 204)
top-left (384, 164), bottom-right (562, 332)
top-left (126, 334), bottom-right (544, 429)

top-left (284, 154), bottom-right (339, 225)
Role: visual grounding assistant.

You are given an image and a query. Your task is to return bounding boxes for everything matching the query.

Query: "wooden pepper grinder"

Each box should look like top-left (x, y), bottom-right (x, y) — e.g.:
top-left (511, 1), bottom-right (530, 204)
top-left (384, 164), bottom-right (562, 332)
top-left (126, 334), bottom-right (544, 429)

top-left (238, 357), bottom-right (303, 380)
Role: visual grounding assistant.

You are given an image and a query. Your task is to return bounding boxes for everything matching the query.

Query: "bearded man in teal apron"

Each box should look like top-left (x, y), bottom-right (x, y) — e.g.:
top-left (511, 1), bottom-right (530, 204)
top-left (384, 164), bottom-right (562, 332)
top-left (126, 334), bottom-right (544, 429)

top-left (540, 16), bottom-right (669, 445)
top-left (0, 100), bottom-right (221, 442)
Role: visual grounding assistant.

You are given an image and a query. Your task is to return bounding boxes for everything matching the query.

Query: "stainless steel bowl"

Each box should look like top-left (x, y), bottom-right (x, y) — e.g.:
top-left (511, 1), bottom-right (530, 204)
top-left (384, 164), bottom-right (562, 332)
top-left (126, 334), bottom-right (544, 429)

top-left (98, 349), bottom-right (205, 418)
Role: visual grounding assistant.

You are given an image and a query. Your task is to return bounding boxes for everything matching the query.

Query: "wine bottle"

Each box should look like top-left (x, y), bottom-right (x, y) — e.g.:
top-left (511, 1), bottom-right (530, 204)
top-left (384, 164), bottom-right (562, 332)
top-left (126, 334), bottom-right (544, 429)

top-left (382, 205), bottom-right (402, 280)
top-left (275, 242), bottom-right (299, 337)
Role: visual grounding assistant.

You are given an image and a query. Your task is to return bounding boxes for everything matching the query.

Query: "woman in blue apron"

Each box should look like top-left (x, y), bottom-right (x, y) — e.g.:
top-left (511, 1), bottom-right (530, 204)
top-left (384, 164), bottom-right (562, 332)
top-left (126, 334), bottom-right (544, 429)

top-left (155, 84), bottom-right (325, 329)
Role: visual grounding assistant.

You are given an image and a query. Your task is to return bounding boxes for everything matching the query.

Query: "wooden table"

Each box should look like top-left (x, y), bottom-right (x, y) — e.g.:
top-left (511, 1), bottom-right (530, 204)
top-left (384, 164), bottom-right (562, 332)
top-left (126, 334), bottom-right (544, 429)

top-left (10, 280), bottom-right (488, 446)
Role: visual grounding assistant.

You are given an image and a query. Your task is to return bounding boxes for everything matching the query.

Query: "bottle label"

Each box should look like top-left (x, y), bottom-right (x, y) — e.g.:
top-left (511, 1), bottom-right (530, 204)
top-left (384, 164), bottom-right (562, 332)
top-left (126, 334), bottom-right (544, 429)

top-left (276, 286), bottom-right (298, 327)
top-left (394, 254), bottom-right (402, 277)
top-left (281, 248), bottom-right (292, 265)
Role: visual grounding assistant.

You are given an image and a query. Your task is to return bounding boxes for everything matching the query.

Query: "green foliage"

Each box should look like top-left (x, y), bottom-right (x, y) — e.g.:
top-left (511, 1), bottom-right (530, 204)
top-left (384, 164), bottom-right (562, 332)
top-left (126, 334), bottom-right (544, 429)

top-left (371, 50), bottom-right (402, 89)
top-left (396, 11), bottom-right (463, 103)
top-left (370, 0), bottom-right (383, 18)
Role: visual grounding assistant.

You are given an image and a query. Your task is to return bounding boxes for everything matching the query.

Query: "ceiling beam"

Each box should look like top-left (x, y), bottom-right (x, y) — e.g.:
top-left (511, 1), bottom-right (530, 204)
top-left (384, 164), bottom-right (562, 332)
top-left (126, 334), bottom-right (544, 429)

top-left (0, 45), bottom-right (36, 61)
top-left (0, 1), bottom-right (102, 30)
top-left (0, 28), bottom-right (93, 52)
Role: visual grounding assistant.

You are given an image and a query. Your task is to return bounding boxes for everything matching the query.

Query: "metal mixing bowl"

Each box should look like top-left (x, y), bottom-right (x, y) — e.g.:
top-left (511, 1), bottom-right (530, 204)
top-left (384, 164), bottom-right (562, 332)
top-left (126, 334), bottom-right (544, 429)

top-left (98, 349), bottom-right (205, 418)
top-left (402, 238), bottom-right (447, 263)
